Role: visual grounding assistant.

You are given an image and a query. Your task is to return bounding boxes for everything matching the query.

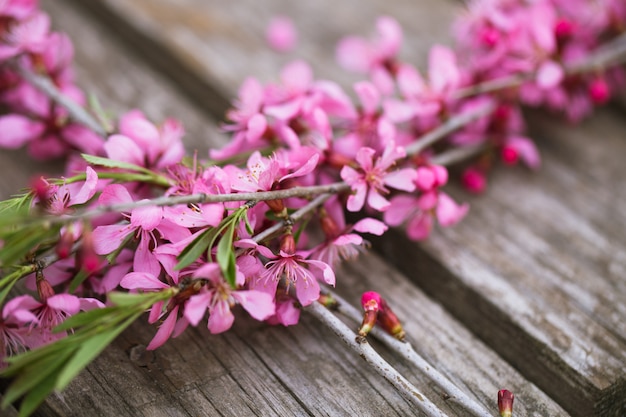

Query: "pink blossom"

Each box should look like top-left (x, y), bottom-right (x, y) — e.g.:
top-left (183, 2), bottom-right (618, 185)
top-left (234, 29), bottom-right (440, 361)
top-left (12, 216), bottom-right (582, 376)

top-left (266, 16), bottom-right (297, 52)
top-left (92, 184), bottom-right (190, 276)
top-left (336, 15), bottom-right (402, 74)
top-left (105, 110), bottom-right (185, 169)
top-left (241, 239), bottom-right (335, 306)
top-left (184, 263), bottom-right (274, 334)
top-left (384, 191), bottom-right (468, 240)
top-left (212, 77), bottom-right (267, 160)
top-left (340, 141), bottom-right (417, 212)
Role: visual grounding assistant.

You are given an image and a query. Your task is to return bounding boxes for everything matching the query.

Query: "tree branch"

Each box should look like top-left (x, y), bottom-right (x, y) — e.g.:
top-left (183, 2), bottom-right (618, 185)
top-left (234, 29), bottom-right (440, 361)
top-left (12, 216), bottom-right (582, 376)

top-left (323, 288), bottom-right (492, 416)
top-left (306, 301), bottom-right (448, 416)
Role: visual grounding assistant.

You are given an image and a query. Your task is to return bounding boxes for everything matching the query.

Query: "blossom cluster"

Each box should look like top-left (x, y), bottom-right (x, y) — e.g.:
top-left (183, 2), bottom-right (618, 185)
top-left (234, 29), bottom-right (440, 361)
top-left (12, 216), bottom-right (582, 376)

top-left (0, 0), bottom-right (624, 366)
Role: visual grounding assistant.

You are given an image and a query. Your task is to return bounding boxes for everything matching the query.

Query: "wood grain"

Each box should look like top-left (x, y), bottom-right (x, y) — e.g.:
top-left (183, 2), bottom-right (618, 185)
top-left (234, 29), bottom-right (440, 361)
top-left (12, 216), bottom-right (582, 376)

top-left (67, 1), bottom-right (626, 416)
top-left (0, 0), bottom-right (572, 416)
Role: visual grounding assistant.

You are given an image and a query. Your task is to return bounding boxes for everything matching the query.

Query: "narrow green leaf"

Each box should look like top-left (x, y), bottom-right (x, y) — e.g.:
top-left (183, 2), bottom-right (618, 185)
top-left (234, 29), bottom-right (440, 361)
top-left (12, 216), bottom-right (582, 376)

top-left (216, 224), bottom-right (236, 287)
top-left (53, 307), bottom-right (117, 332)
top-left (67, 269), bottom-right (90, 293)
top-left (1, 348), bottom-right (72, 406)
top-left (175, 228), bottom-right (212, 270)
top-left (55, 317), bottom-right (135, 391)
top-left (18, 371), bottom-right (60, 417)
top-left (81, 154), bottom-right (154, 175)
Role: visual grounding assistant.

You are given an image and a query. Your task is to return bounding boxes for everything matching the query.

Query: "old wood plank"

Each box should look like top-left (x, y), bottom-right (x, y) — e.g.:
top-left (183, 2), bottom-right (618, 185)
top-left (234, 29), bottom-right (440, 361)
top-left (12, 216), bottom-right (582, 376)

top-left (71, 1), bottom-right (626, 416)
top-left (0, 1), bottom-right (570, 417)
top-left (372, 109), bottom-right (626, 416)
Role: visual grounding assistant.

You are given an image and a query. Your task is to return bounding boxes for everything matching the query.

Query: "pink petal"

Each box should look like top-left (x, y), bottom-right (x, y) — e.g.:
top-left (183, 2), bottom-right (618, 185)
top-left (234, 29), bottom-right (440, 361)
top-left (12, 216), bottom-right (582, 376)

top-left (268, 299), bottom-right (300, 326)
top-left (266, 15), bottom-right (297, 52)
top-left (119, 110), bottom-right (160, 148)
top-left (353, 218), bottom-right (388, 235)
top-left (376, 16), bottom-right (402, 56)
top-left (347, 181), bottom-right (367, 212)
top-left (79, 298), bottom-right (106, 311)
top-left (280, 153), bottom-right (319, 182)
top-left (147, 306), bottom-right (179, 350)
top-left (281, 60), bottom-right (312, 93)
top-left (436, 193), bottom-right (469, 227)
top-left (92, 224), bottom-right (133, 255)
top-left (336, 37), bottom-right (371, 73)
top-left (367, 189), bottom-right (390, 212)
top-left (134, 233), bottom-right (161, 277)
top-left (97, 184), bottom-right (134, 206)
top-left (69, 167), bottom-right (98, 206)
top-left (354, 81), bottom-right (380, 115)
top-left (294, 274), bottom-right (321, 306)
top-left (306, 259), bottom-right (335, 286)
top-left (207, 299), bottom-right (235, 334)
top-left (120, 272), bottom-right (169, 290)
top-left (383, 195), bottom-right (417, 226)
top-left (184, 291), bottom-right (211, 326)
top-left (0, 114), bottom-right (44, 148)
top-left (130, 204), bottom-right (163, 230)
top-left (406, 212), bottom-right (433, 241)
top-left (355, 147), bottom-right (376, 171)
top-left (46, 294), bottom-right (80, 315)
top-left (246, 113), bottom-right (267, 142)
top-left (536, 60), bottom-right (564, 89)
top-left (429, 45), bottom-right (460, 94)
top-left (104, 134), bottom-right (144, 166)
top-left (384, 168), bottom-right (417, 192)
top-left (233, 290), bottom-right (275, 321)
top-left (507, 136), bottom-right (541, 169)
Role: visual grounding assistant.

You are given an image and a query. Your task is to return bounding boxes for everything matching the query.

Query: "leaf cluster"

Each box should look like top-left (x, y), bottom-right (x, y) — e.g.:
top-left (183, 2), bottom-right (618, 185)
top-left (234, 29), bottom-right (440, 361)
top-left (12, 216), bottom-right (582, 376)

top-left (0, 290), bottom-right (175, 417)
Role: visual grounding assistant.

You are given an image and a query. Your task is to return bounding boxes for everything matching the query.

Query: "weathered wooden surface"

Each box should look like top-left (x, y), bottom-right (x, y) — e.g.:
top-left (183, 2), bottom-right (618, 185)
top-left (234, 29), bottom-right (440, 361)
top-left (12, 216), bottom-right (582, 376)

top-left (1, 0), bottom-right (624, 416)
top-left (69, 0), bottom-right (626, 416)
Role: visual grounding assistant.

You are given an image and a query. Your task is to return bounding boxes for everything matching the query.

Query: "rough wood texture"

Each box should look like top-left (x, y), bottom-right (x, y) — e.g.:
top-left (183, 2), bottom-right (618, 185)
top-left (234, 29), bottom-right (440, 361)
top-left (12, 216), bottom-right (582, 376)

top-left (64, 1), bottom-right (626, 416)
top-left (1, 0), bottom-right (622, 416)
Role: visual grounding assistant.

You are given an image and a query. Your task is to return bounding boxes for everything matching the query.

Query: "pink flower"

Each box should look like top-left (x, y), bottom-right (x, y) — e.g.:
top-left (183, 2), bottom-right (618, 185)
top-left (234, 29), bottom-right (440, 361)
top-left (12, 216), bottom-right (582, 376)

top-left (266, 16), bottom-right (297, 52)
top-left (184, 263), bottom-right (274, 334)
top-left (384, 191), bottom-right (469, 241)
top-left (340, 141), bottom-right (417, 212)
top-left (212, 77), bottom-right (267, 160)
top-left (104, 110), bottom-right (185, 170)
top-left (92, 184), bottom-right (190, 276)
top-left (240, 238), bottom-right (335, 306)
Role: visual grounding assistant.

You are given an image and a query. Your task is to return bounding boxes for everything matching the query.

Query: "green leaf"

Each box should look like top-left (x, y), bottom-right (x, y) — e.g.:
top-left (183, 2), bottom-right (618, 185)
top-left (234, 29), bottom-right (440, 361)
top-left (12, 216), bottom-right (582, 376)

top-left (217, 224), bottom-right (236, 287)
top-left (55, 315), bottom-right (138, 391)
top-left (67, 269), bottom-right (90, 294)
top-left (175, 228), bottom-right (212, 270)
top-left (0, 224), bottom-right (60, 267)
top-left (18, 369), bottom-right (61, 417)
top-left (53, 307), bottom-right (117, 332)
top-left (81, 154), bottom-right (154, 175)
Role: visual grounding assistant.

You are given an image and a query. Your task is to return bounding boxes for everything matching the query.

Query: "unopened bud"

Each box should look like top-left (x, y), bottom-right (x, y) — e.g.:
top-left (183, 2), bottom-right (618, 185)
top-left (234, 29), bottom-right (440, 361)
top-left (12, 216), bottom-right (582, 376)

top-left (317, 293), bottom-right (338, 309)
top-left (319, 209), bottom-right (340, 239)
top-left (501, 146), bottom-right (519, 165)
top-left (56, 229), bottom-right (75, 259)
top-left (30, 176), bottom-right (50, 206)
top-left (36, 271), bottom-right (55, 301)
top-left (280, 233), bottom-right (296, 255)
top-left (498, 389), bottom-right (514, 417)
top-left (77, 227), bottom-right (100, 273)
top-left (588, 77), bottom-right (610, 104)
top-left (377, 301), bottom-right (406, 341)
top-left (358, 291), bottom-right (381, 337)
top-left (266, 198), bottom-right (287, 217)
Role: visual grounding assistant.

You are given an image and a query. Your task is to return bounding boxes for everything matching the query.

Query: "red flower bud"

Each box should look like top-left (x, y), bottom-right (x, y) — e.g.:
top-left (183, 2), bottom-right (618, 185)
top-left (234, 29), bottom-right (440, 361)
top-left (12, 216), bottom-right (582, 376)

top-left (588, 77), bottom-right (610, 105)
top-left (280, 233), bottom-right (296, 255)
top-left (498, 389), bottom-right (514, 417)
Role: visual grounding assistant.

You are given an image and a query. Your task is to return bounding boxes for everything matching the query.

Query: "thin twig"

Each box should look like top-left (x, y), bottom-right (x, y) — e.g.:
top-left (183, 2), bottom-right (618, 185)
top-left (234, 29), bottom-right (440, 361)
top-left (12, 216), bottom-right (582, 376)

top-left (251, 193), bottom-right (333, 244)
top-left (323, 288), bottom-right (492, 417)
top-left (11, 64), bottom-right (108, 137)
top-left (306, 301), bottom-right (447, 417)
top-left (405, 101), bottom-right (497, 157)
top-left (430, 144), bottom-right (487, 166)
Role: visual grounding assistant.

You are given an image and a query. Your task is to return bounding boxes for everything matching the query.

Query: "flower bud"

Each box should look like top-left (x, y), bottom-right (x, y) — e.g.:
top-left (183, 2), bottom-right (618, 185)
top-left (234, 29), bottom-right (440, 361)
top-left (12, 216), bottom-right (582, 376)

top-left (36, 271), bottom-right (55, 302)
top-left (280, 232), bottom-right (296, 255)
top-left (377, 298), bottom-right (406, 341)
top-left (266, 198), bottom-right (287, 217)
top-left (498, 389), bottom-right (514, 417)
top-left (358, 291), bottom-right (381, 337)
top-left (588, 77), bottom-right (610, 104)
